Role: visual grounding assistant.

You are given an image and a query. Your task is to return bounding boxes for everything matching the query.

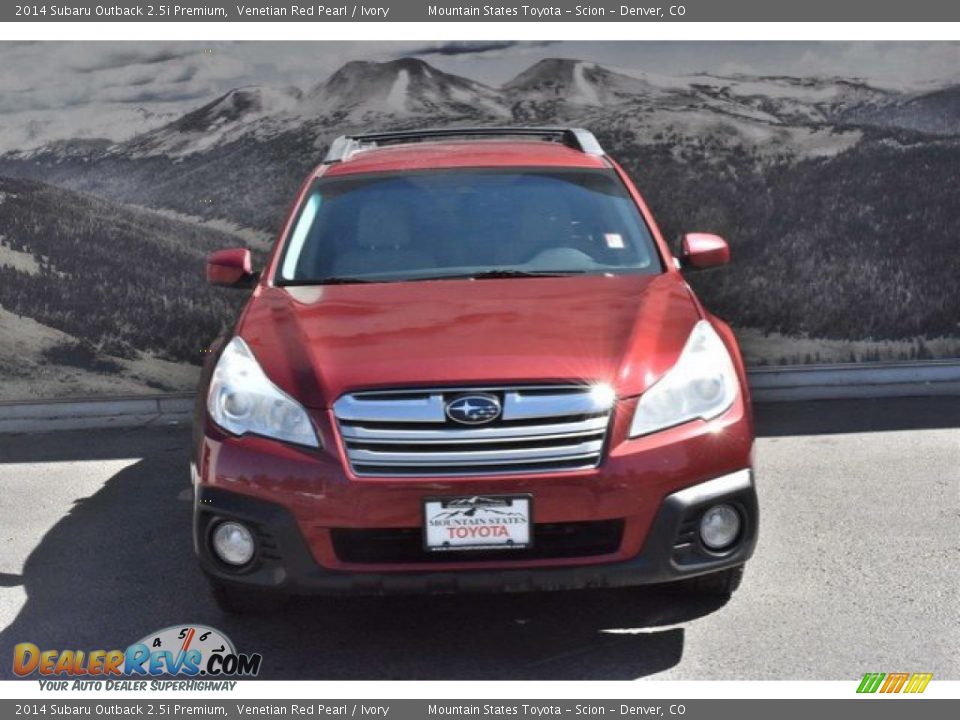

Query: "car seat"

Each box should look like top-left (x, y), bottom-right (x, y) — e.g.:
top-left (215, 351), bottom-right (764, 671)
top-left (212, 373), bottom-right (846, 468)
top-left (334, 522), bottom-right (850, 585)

top-left (332, 199), bottom-right (434, 276)
top-left (494, 192), bottom-right (575, 266)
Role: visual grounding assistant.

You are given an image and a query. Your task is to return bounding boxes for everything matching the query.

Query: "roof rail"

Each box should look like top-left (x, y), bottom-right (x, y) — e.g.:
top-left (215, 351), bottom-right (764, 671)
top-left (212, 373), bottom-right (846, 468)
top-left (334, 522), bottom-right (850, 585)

top-left (323, 127), bottom-right (605, 163)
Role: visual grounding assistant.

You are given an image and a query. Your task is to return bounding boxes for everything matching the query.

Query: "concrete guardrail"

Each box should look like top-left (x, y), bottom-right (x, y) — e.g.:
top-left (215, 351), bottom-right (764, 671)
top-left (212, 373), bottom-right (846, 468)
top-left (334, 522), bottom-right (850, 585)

top-left (1, 361), bottom-right (958, 434)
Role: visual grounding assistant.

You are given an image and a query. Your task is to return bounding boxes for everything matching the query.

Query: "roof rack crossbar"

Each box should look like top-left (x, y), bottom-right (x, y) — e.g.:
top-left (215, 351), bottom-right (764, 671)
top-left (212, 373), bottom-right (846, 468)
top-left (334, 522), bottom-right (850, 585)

top-left (323, 127), bottom-right (604, 163)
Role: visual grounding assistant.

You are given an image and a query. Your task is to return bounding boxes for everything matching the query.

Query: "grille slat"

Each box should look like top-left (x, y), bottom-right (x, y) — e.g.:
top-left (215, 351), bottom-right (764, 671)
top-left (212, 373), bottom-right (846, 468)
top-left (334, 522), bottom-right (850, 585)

top-left (339, 415), bottom-right (609, 442)
top-left (333, 385), bottom-right (613, 477)
top-left (348, 439), bottom-right (604, 466)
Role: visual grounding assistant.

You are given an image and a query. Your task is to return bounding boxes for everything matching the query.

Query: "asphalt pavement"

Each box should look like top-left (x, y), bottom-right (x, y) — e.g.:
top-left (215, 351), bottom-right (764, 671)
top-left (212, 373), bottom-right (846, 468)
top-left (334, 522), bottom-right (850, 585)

top-left (0, 397), bottom-right (957, 680)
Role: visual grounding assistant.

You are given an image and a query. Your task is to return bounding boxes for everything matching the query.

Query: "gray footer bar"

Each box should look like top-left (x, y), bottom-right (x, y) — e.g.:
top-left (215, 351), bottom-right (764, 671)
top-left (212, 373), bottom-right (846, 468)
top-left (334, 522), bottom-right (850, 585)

top-left (1, 361), bottom-right (958, 434)
top-left (0, 699), bottom-right (953, 719)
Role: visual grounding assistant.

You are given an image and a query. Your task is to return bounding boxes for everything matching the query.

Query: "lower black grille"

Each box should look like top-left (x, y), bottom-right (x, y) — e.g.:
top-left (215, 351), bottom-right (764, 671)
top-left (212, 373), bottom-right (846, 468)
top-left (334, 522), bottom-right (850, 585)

top-left (331, 520), bottom-right (625, 564)
top-left (673, 517), bottom-right (699, 551)
top-left (254, 525), bottom-right (282, 562)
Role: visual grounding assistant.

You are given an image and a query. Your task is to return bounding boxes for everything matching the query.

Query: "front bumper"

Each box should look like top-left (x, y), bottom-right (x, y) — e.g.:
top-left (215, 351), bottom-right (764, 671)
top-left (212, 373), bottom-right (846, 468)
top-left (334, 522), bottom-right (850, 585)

top-left (194, 468), bottom-right (758, 596)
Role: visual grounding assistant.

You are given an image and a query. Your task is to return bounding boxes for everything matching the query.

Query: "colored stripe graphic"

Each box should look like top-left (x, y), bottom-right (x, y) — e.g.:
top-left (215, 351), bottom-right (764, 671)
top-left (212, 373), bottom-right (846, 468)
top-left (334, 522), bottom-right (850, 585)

top-left (857, 672), bottom-right (932, 694)
top-left (904, 673), bottom-right (933, 694)
top-left (857, 673), bottom-right (885, 693)
top-left (880, 672), bottom-right (909, 693)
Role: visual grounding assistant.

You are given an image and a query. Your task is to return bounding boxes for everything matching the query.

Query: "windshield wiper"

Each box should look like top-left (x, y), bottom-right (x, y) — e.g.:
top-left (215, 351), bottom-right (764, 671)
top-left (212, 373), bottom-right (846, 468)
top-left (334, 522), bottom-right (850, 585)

top-left (279, 269), bottom-right (592, 285)
top-left (279, 276), bottom-right (377, 286)
top-left (431, 269), bottom-right (588, 280)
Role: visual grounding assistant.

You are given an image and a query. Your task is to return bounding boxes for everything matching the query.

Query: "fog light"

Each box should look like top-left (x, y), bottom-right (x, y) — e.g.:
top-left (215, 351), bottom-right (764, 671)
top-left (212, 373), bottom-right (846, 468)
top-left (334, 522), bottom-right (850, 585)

top-left (699, 504), bottom-right (741, 550)
top-left (211, 521), bottom-right (255, 566)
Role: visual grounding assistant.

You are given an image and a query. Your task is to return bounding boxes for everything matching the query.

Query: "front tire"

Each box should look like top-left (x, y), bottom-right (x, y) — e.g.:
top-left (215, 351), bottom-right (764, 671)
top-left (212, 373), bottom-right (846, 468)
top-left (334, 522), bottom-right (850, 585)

top-left (209, 580), bottom-right (289, 615)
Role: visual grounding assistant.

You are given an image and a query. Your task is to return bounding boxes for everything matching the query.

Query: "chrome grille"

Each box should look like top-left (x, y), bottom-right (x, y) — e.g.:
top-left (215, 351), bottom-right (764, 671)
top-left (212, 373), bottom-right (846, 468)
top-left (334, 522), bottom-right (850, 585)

top-left (333, 385), bottom-right (613, 477)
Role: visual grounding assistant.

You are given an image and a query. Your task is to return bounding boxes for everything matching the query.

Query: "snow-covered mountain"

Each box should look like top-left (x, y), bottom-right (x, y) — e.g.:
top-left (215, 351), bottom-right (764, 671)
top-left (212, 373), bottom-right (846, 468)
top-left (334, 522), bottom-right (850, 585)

top-left (0, 104), bottom-right (181, 152)
top-left (678, 74), bottom-right (895, 125)
top-left (1, 55), bottom-right (960, 378)
top-left (303, 57), bottom-right (510, 121)
top-left (503, 58), bottom-right (959, 135)
top-left (840, 84), bottom-right (960, 135)
top-left (2, 54), bottom-right (956, 235)
top-left (105, 58), bottom-right (512, 159)
top-left (504, 58), bottom-right (667, 105)
top-left (3, 55), bottom-right (956, 163)
top-left (124, 85), bottom-right (303, 157)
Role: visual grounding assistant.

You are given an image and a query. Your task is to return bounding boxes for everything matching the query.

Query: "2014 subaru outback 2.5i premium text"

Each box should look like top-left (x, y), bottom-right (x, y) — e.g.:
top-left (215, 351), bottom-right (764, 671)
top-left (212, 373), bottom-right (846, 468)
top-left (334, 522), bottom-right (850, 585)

top-left (194, 127), bottom-right (758, 613)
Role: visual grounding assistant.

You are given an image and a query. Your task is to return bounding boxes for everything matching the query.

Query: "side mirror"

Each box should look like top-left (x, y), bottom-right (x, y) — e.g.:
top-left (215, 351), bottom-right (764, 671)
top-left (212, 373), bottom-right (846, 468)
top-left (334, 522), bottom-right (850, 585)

top-left (206, 248), bottom-right (257, 288)
top-left (678, 233), bottom-right (730, 270)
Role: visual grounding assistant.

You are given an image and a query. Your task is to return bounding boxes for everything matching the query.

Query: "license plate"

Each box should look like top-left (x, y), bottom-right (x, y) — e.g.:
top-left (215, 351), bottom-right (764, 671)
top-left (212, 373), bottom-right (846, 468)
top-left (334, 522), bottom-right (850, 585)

top-left (423, 495), bottom-right (532, 551)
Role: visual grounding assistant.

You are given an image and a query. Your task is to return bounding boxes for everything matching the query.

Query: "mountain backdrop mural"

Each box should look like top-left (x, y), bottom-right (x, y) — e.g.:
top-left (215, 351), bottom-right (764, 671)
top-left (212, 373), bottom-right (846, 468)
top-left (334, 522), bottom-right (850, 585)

top-left (1, 43), bottom-right (959, 400)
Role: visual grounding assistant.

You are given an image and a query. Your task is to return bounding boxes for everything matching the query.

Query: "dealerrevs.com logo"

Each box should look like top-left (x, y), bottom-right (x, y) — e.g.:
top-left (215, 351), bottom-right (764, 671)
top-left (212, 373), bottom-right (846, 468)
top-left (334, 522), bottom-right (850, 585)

top-left (13, 624), bottom-right (262, 686)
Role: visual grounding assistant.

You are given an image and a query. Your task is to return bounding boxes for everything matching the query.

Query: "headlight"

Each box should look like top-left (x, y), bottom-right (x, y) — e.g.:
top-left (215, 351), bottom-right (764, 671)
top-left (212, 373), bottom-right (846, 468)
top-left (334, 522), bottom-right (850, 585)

top-left (207, 337), bottom-right (320, 448)
top-left (629, 320), bottom-right (738, 437)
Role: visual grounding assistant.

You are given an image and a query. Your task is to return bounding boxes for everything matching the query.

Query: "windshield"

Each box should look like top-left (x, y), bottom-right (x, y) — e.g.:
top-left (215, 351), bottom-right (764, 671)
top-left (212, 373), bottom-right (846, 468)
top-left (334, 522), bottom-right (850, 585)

top-left (277, 168), bottom-right (663, 284)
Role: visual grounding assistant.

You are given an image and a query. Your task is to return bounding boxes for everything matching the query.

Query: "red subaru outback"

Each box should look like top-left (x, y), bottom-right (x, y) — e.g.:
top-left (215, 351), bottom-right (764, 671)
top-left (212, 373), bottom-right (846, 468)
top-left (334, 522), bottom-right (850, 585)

top-left (193, 127), bottom-right (758, 613)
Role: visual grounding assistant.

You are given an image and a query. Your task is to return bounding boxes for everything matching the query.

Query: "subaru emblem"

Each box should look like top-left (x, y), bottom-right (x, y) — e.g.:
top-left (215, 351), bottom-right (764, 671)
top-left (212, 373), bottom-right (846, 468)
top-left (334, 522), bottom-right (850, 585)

top-left (445, 394), bottom-right (502, 425)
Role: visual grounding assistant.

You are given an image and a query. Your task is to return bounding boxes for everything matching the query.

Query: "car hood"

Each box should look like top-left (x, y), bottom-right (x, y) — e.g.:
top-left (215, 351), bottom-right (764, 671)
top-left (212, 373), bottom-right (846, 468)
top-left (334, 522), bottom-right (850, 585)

top-left (239, 273), bottom-right (702, 409)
